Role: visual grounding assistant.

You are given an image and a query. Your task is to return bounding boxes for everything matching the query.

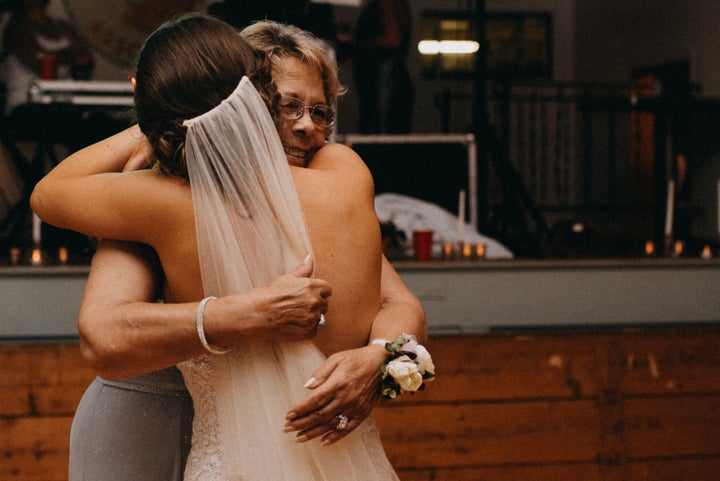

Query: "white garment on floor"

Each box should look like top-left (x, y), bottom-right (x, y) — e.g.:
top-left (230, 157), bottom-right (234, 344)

top-left (375, 192), bottom-right (514, 259)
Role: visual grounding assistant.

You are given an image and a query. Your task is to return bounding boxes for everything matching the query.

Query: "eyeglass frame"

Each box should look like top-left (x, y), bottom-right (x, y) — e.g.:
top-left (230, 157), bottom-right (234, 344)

top-left (274, 95), bottom-right (336, 128)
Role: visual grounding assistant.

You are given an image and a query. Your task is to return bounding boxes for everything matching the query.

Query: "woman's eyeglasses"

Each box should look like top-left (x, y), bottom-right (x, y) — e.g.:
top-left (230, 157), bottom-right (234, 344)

top-left (277, 96), bottom-right (335, 128)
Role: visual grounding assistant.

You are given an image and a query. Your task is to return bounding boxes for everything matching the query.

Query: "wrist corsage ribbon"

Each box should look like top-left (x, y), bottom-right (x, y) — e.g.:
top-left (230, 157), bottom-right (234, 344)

top-left (377, 334), bottom-right (435, 399)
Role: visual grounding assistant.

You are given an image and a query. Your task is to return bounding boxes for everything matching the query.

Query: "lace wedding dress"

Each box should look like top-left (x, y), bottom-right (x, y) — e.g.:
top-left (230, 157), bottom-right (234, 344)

top-left (177, 77), bottom-right (399, 480)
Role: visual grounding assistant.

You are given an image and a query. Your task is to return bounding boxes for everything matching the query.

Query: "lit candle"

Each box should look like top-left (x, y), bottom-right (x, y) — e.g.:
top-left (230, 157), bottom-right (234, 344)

top-left (9, 247), bottom-right (21, 265)
top-left (644, 240), bottom-right (655, 256)
top-left (32, 213), bottom-right (41, 246)
top-left (673, 240), bottom-right (684, 257)
top-left (30, 248), bottom-right (43, 266)
top-left (701, 245), bottom-right (712, 259)
top-left (664, 180), bottom-right (674, 237)
top-left (461, 242), bottom-right (472, 259)
top-left (475, 243), bottom-right (486, 258)
top-left (442, 242), bottom-right (454, 259)
top-left (457, 189), bottom-right (466, 244)
top-left (58, 247), bottom-right (69, 264)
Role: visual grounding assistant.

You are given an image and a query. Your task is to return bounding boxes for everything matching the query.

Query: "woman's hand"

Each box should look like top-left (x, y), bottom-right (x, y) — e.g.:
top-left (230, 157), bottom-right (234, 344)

top-left (283, 344), bottom-right (388, 445)
top-left (205, 256), bottom-right (332, 346)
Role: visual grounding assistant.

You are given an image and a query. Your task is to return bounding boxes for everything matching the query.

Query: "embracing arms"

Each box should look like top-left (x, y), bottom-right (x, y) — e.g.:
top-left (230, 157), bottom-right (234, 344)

top-left (30, 125), bottom-right (189, 249)
top-left (33, 128), bottom-right (427, 446)
top-left (79, 238), bottom-right (424, 447)
top-left (78, 240), bottom-right (331, 380)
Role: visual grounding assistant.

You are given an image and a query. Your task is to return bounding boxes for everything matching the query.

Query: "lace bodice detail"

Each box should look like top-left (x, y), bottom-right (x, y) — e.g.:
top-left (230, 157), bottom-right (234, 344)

top-left (177, 356), bottom-right (227, 481)
top-left (176, 342), bottom-right (400, 481)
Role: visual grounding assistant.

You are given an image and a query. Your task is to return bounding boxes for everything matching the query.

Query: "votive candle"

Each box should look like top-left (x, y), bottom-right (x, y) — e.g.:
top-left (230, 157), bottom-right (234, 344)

top-left (30, 248), bottom-right (43, 266)
top-left (442, 242), bottom-right (454, 259)
top-left (32, 214), bottom-right (41, 246)
top-left (457, 190), bottom-right (466, 244)
top-left (664, 180), bottom-right (674, 236)
top-left (9, 247), bottom-right (21, 265)
top-left (673, 240), bottom-right (684, 257)
top-left (644, 240), bottom-right (655, 256)
top-left (461, 242), bottom-right (472, 259)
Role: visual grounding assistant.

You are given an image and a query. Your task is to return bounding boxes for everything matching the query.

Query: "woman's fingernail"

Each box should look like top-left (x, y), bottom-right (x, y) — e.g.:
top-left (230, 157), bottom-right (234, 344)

top-left (285, 411), bottom-right (297, 421)
top-left (304, 377), bottom-right (317, 388)
top-left (295, 434), bottom-right (309, 443)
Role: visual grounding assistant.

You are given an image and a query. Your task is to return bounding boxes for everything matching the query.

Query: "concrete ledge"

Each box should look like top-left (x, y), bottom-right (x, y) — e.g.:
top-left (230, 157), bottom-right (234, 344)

top-left (3, 258), bottom-right (720, 338)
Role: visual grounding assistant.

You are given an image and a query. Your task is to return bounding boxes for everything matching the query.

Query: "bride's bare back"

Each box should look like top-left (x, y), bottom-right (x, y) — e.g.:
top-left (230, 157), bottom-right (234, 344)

top-left (151, 142), bottom-right (382, 356)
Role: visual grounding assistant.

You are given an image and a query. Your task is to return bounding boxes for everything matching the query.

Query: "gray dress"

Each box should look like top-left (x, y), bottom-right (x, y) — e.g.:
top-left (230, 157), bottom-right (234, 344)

top-left (69, 367), bottom-right (193, 481)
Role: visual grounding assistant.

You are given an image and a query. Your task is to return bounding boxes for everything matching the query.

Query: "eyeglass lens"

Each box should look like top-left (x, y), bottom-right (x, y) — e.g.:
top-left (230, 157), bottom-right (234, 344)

top-left (279, 97), bottom-right (335, 127)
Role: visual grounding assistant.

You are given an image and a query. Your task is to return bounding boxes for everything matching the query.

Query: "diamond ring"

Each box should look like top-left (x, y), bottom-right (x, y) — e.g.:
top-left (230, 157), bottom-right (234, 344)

top-left (334, 414), bottom-right (349, 431)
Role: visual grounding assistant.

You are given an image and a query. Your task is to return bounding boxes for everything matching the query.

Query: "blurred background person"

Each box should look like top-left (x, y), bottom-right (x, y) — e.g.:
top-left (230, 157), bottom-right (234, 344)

top-left (2, 0), bottom-right (94, 118)
top-left (1, 0), bottom-right (100, 159)
top-left (0, 0), bottom-right (125, 255)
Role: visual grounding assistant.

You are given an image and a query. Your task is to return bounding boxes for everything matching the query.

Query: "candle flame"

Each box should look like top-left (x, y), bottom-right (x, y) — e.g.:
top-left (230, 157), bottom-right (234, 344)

top-left (31, 248), bottom-right (43, 265)
top-left (644, 241), bottom-right (655, 256)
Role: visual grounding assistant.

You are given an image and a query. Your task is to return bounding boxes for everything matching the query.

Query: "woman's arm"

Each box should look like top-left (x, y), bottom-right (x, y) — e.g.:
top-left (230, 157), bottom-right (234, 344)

top-left (79, 240), bottom-right (331, 380)
top-left (373, 255), bottom-right (427, 342)
top-left (30, 125), bottom-right (175, 244)
top-left (283, 256), bottom-right (426, 445)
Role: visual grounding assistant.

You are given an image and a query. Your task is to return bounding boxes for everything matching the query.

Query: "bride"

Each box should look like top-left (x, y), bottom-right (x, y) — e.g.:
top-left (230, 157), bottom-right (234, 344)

top-left (32, 14), bottom-right (398, 480)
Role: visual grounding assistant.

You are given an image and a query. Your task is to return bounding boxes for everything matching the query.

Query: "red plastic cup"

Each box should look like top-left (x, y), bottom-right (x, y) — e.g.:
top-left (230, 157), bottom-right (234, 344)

top-left (40, 55), bottom-right (57, 80)
top-left (412, 230), bottom-right (433, 261)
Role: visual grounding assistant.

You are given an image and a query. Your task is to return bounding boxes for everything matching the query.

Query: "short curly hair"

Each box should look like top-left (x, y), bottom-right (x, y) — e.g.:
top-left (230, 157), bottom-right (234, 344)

top-left (241, 20), bottom-right (346, 115)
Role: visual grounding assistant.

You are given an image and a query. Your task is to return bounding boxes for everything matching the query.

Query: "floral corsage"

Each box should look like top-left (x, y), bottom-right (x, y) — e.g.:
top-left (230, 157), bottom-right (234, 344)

top-left (379, 334), bottom-right (435, 399)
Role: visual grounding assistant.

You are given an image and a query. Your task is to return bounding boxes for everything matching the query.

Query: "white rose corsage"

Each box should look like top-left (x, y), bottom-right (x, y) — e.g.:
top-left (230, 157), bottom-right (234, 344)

top-left (379, 334), bottom-right (435, 399)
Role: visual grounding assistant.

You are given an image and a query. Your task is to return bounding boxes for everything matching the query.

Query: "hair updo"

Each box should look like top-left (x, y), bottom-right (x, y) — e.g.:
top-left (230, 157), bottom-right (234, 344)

top-left (132, 14), bottom-right (258, 179)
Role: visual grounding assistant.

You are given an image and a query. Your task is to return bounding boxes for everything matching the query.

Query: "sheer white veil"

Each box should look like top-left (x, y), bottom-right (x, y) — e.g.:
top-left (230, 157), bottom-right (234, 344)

top-left (185, 76), bottom-right (311, 294)
top-left (182, 77), bottom-right (398, 480)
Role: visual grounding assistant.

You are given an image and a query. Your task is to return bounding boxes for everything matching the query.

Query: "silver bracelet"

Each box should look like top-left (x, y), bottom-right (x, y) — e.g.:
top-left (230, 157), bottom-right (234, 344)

top-left (370, 338), bottom-right (390, 347)
top-left (196, 296), bottom-right (231, 355)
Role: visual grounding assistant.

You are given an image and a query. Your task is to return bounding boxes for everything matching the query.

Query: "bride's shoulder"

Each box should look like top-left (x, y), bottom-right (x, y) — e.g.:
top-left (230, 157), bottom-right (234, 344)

top-left (309, 143), bottom-right (365, 169)
top-left (298, 143), bottom-right (374, 205)
top-left (308, 142), bottom-right (373, 184)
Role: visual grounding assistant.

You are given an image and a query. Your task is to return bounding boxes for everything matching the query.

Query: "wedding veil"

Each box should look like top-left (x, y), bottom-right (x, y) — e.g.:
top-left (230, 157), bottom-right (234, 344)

top-left (182, 77), bottom-right (398, 480)
top-left (185, 77), bottom-right (311, 293)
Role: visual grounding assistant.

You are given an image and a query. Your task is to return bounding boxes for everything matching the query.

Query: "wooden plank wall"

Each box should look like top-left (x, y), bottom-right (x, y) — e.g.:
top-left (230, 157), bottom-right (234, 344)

top-left (2, 328), bottom-right (719, 481)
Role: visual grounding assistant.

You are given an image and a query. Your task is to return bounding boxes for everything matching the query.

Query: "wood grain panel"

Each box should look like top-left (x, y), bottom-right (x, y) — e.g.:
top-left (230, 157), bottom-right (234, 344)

top-left (618, 330), bottom-right (720, 394)
top-left (419, 334), bottom-right (606, 402)
top-left (623, 397), bottom-right (720, 457)
top-left (375, 400), bottom-right (600, 468)
top-left (0, 416), bottom-right (73, 481)
top-left (2, 329), bottom-right (720, 481)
